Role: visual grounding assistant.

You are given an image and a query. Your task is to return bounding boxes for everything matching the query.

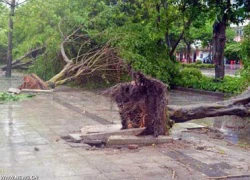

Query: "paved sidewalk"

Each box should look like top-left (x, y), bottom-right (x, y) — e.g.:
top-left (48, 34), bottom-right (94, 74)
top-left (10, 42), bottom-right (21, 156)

top-left (0, 75), bottom-right (250, 180)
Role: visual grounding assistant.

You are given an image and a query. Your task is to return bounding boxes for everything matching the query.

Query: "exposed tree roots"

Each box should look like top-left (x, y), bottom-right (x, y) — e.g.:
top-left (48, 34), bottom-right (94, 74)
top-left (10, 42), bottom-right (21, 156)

top-left (19, 74), bottom-right (49, 90)
top-left (104, 71), bottom-right (170, 137)
top-left (104, 72), bottom-right (250, 136)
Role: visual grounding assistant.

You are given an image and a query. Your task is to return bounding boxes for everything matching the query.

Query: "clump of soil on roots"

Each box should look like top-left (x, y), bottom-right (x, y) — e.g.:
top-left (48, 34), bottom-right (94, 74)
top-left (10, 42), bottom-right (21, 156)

top-left (104, 71), bottom-right (172, 137)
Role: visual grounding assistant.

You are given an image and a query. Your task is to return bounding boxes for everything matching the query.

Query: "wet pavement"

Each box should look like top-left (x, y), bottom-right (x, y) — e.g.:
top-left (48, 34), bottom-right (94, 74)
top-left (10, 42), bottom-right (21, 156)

top-left (0, 75), bottom-right (250, 179)
top-left (201, 64), bottom-right (242, 77)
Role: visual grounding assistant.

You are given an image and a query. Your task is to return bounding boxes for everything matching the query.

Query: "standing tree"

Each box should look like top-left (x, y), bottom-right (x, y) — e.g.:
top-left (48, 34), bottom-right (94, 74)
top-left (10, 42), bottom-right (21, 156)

top-left (0, 0), bottom-right (27, 77)
top-left (207, 0), bottom-right (250, 79)
top-left (0, 4), bottom-right (8, 65)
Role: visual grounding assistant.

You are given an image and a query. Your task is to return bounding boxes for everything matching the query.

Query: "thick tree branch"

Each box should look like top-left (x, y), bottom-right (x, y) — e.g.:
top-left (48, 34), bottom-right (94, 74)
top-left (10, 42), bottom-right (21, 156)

top-left (1, 47), bottom-right (45, 71)
top-left (168, 88), bottom-right (250, 122)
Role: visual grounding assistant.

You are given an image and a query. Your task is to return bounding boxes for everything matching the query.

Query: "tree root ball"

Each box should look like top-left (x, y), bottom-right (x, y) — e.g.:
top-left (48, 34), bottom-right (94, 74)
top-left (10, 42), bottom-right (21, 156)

top-left (19, 74), bottom-right (49, 90)
top-left (104, 71), bottom-right (171, 137)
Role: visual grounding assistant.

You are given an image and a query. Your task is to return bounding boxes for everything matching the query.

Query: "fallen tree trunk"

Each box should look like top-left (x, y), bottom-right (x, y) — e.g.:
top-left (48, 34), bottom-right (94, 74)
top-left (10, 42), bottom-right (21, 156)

top-left (1, 47), bottom-right (45, 71)
top-left (104, 71), bottom-right (250, 135)
top-left (11, 61), bottom-right (33, 70)
top-left (168, 87), bottom-right (250, 122)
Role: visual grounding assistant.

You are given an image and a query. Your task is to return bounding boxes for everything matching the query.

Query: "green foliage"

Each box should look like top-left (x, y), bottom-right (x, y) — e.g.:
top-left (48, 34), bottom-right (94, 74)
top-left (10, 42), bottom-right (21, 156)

top-left (0, 4), bottom-right (8, 64)
top-left (85, 0), bottom-right (182, 84)
top-left (28, 55), bottom-right (64, 81)
top-left (224, 42), bottom-right (242, 61)
top-left (0, 92), bottom-right (34, 102)
top-left (174, 68), bottom-right (202, 87)
top-left (207, 1), bottom-right (250, 25)
top-left (181, 63), bottom-right (215, 69)
top-left (0, 92), bottom-right (20, 101)
top-left (174, 68), bottom-right (249, 94)
top-left (242, 25), bottom-right (250, 68)
top-left (195, 60), bottom-right (202, 64)
top-left (12, 0), bottom-right (83, 79)
top-left (1, 0), bottom-right (249, 86)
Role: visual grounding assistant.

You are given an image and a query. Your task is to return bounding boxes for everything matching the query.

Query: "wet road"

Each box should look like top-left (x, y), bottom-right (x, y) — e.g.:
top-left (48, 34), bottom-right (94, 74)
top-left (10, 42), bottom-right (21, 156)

top-left (0, 75), bottom-right (250, 179)
top-left (200, 64), bottom-right (242, 77)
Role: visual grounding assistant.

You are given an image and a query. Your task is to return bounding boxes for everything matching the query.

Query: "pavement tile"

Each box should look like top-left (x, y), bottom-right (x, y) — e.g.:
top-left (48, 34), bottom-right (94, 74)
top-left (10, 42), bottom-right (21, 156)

top-left (1, 76), bottom-right (250, 180)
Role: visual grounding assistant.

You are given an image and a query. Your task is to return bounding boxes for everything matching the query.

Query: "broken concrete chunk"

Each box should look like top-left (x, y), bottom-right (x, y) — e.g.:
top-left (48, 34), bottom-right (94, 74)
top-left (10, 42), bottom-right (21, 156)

top-left (80, 127), bottom-right (146, 142)
top-left (69, 134), bottom-right (82, 143)
top-left (107, 135), bottom-right (173, 146)
top-left (81, 124), bottom-right (122, 134)
top-left (8, 88), bottom-right (21, 94)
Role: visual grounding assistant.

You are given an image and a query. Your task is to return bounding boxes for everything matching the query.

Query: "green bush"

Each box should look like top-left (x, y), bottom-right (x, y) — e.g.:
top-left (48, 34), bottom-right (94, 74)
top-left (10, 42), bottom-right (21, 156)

top-left (195, 60), bottom-right (202, 64)
top-left (181, 67), bottom-right (202, 79)
top-left (181, 63), bottom-right (215, 69)
top-left (28, 54), bottom-right (64, 81)
top-left (174, 68), bottom-right (249, 94)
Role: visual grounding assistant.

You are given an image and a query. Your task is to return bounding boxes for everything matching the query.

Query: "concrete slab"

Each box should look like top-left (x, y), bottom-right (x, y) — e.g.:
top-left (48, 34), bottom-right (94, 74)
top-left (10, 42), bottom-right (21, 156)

top-left (107, 135), bottom-right (173, 146)
top-left (80, 127), bottom-right (146, 142)
top-left (81, 124), bottom-right (122, 134)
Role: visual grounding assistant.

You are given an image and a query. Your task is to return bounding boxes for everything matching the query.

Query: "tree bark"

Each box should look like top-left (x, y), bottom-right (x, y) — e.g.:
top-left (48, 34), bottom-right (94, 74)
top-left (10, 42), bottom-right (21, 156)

top-left (5, 0), bottom-right (15, 77)
top-left (212, 20), bottom-right (226, 79)
top-left (169, 30), bottom-right (184, 57)
top-left (184, 38), bottom-right (191, 63)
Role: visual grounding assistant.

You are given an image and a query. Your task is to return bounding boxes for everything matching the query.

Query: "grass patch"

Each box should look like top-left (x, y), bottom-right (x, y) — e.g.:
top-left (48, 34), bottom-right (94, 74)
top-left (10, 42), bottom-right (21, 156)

top-left (181, 63), bottom-right (215, 69)
top-left (0, 92), bottom-right (35, 102)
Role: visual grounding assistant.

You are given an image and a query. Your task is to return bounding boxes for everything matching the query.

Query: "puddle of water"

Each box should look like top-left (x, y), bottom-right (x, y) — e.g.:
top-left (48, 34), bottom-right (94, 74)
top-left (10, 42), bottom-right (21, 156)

top-left (188, 116), bottom-right (250, 147)
top-left (213, 116), bottom-right (250, 146)
top-left (170, 90), bottom-right (250, 147)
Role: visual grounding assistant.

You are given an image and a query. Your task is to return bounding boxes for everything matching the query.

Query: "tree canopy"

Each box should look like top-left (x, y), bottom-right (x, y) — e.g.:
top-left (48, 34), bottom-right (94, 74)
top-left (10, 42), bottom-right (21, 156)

top-left (0, 0), bottom-right (249, 84)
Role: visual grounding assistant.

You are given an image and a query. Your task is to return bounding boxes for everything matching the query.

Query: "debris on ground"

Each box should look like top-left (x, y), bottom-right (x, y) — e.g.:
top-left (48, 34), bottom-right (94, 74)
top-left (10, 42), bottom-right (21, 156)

top-left (127, 144), bottom-right (139, 150)
top-left (8, 88), bottom-right (21, 94)
top-left (67, 124), bottom-right (173, 148)
top-left (34, 147), bottom-right (40, 151)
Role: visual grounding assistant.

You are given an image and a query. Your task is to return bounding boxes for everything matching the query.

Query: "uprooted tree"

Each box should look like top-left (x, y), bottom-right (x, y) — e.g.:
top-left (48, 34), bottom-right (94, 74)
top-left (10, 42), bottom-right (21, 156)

top-left (7, 25), bottom-right (250, 137)
top-left (104, 71), bottom-right (250, 136)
